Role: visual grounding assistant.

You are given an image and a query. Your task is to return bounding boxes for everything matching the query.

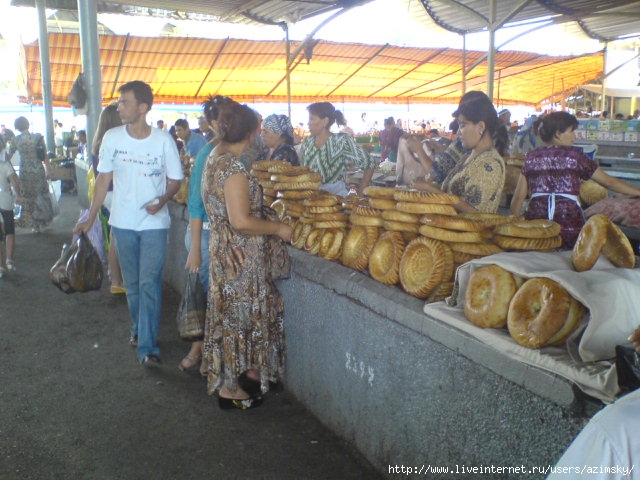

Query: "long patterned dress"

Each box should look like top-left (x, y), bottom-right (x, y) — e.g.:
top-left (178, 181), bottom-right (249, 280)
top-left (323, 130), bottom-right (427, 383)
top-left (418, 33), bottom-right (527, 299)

top-left (201, 149), bottom-right (285, 396)
top-left (8, 132), bottom-right (53, 229)
top-left (522, 145), bottom-right (598, 249)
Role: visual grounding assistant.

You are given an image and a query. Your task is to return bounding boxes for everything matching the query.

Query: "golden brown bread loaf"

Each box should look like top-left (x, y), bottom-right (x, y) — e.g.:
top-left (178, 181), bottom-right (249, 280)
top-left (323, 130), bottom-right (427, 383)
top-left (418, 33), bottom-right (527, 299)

top-left (507, 278), bottom-right (585, 349)
top-left (368, 231), bottom-right (405, 285)
top-left (464, 265), bottom-right (520, 328)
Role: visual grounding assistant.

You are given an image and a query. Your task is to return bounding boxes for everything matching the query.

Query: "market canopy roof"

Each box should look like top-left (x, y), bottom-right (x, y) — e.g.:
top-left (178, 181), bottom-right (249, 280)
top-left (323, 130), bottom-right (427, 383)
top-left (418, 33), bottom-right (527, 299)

top-left (20, 32), bottom-right (603, 107)
top-left (408, 0), bottom-right (640, 42)
top-left (11, 0), bottom-right (374, 25)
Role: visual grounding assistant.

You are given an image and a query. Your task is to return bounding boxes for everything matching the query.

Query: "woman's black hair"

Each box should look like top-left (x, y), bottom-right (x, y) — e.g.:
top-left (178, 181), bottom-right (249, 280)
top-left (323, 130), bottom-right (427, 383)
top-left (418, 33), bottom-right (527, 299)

top-left (216, 103), bottom-right (259, 144)
top-left (307, 102), bottom-right (346, 129)
top-left (202, 95), bottom-right (237, 123)
top-left (454, 91), bottom-right (509, 156)
top-left (533, 111), bottom-right (579, 143)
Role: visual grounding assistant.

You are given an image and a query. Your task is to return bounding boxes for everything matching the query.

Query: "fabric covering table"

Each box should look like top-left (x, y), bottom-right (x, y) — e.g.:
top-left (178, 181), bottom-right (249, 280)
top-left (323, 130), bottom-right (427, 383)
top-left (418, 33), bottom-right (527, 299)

top-left (424, 251), bottom-right (640, 403)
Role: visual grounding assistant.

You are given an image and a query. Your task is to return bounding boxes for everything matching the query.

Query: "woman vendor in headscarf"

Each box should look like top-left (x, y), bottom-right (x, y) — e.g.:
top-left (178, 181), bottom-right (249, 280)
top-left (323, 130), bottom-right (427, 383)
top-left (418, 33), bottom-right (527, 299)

top-left (261, 114), bottom-right (299, 166)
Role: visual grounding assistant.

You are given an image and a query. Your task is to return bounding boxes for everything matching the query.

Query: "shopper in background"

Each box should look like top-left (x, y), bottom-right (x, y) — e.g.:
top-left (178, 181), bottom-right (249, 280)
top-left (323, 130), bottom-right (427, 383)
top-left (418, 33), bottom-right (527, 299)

top-left (299, 101), bottom-right (377, 196)
top-left (379, 116), bottom-right (404, 163)
top-left (0, 135), bottom-right (22, 277)
top-left (174, 118), bottom-right (207, 159)
top-left (201, 101), bottom-right (292, 409)
top-left (91, 103), bottom-right (125, 294)
top-left (6, 116), bottom-right (53, 235)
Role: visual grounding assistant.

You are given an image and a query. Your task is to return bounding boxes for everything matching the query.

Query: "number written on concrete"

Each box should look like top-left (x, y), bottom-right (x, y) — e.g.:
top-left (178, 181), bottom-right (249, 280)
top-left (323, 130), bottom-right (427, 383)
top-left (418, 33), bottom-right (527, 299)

top-left (345, 352), bottom-right (374, 386)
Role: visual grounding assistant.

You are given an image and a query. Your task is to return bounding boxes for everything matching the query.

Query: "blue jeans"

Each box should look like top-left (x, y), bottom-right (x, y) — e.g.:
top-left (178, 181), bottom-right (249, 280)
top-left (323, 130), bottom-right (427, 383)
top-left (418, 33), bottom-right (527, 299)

top-left (184, 226), bottom-right (210, 291)
top-left (112, 227), bottom-right (167, 362)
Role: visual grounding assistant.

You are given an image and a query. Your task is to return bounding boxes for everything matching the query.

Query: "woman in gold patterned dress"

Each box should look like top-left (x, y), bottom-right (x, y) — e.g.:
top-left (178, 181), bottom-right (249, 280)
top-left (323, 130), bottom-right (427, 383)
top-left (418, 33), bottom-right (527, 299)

top-left (201, 102), bottom-right (293, 410)
top-left (407, 91), bottom-right (508, 213)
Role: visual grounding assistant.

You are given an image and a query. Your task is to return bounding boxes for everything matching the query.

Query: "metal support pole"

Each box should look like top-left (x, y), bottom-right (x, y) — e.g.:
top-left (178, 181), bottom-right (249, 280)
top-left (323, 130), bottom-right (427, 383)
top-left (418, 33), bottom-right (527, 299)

top-left (462, 34), bottom-right (466, 95)
top-left (77, 0), bottom-right (102, 161)
top-left (35, 0), bottom-right (54, 152)
top-left (486, 0), bottom-right (497, 100)
top-left (283, 22), bottom-right (291, 120)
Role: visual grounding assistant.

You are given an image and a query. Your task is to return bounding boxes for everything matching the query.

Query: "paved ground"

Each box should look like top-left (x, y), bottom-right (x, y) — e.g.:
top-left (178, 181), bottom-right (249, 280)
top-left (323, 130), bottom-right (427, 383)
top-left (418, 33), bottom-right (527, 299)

top-left (0, 192), bottom-right (383, 480)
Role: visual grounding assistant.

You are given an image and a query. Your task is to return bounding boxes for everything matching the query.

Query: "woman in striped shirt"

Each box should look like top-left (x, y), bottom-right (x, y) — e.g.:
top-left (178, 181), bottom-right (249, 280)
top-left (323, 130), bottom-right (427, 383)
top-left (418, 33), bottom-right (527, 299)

top-left (299, 102), bottom-right (377, 196)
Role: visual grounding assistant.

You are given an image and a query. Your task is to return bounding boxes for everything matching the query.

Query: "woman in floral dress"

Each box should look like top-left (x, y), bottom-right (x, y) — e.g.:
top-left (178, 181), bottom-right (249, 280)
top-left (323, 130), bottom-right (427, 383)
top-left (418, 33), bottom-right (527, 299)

top-left (201, 101), bottom-right (293, 410)
top-left (7, 116), bottom-right (53, 232)
top-left (510, 111), bottom-right (640, 248)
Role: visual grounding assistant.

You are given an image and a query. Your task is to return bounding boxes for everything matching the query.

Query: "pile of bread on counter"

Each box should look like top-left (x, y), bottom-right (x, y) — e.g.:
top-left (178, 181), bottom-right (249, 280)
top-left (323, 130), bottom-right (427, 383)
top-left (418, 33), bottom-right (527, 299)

top-left (252, 161), bottom-right (637, 348)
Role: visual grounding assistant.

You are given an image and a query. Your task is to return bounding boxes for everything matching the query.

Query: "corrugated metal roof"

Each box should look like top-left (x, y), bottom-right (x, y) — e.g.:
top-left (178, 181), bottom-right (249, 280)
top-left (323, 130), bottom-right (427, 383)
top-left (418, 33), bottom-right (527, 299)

top-left (20, 32), bottom-right (603, 107)
top-left (11, 0), bottom-right (373, 25)
top-left (410, 0), bottom-right (640, 42)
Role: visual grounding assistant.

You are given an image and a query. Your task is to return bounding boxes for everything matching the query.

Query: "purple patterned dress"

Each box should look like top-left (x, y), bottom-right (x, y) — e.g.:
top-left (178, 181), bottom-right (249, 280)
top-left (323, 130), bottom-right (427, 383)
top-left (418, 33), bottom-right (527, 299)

top-left (522, 145), bottom-right (598, 249)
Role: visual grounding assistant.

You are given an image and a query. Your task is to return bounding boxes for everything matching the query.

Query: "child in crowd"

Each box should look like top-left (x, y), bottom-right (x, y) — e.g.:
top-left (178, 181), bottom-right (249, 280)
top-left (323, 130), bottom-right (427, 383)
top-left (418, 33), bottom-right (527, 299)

top-left (0, 135), bottom-right (23, 277)
top-left (510, 111), bottom-right (640, 249)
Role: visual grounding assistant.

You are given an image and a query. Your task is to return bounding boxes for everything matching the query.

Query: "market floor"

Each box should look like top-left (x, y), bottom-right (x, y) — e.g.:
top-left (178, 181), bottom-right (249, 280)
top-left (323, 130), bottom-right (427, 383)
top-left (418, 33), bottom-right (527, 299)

top-left (0, 193), bottom-right (383, 480)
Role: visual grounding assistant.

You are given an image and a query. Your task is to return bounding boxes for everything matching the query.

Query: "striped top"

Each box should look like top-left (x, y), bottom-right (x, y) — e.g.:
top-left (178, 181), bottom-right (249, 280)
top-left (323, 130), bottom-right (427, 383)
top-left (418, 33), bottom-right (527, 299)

top-left (299, 133), bottom-right (376, 184)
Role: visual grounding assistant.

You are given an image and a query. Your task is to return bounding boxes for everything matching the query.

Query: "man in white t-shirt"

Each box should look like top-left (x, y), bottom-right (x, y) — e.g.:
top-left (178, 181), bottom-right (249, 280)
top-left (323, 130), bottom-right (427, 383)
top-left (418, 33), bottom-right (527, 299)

top-left (75, 80), bottom-right (183, 366)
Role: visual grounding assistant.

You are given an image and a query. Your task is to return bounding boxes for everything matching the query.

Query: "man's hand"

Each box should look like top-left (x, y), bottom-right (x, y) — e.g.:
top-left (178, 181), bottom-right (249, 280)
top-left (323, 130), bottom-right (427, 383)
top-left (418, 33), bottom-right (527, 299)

top-left (73, 219), bottom-right (93, 235)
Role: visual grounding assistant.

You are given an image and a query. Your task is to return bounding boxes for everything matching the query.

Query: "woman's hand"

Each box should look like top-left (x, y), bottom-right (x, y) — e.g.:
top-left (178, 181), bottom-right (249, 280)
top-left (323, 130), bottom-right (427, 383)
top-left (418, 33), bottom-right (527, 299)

top-left (185, 249), bottom-right (202, 274)
top-left (277, 223), bottom-right (294, 243)
top-left (410, 178), bottom-right (438, 192)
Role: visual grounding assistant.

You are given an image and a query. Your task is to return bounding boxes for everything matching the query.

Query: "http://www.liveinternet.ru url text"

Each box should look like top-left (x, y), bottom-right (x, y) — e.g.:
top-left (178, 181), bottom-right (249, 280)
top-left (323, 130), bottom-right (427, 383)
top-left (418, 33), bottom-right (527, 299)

top-left (388, 464), bottom-right (635, 476)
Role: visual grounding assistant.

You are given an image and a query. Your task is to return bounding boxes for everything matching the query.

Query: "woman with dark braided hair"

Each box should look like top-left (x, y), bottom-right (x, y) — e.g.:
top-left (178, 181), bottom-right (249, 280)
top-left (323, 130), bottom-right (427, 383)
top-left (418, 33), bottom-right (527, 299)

top-left (299, 102), bottom-right (377, 196)
top-left (406, 91), bottom-right (508, 213)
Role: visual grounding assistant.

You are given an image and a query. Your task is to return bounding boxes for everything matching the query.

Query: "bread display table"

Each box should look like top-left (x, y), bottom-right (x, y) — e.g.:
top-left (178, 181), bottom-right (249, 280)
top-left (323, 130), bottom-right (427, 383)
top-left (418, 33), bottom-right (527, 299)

top-left (162, 205), bottom-right (622, 479)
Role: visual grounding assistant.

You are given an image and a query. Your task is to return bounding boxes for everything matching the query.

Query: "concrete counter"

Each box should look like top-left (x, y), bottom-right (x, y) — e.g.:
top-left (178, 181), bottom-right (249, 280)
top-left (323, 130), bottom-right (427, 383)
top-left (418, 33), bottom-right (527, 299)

top-left (162, 206), bottom-right (596, 479)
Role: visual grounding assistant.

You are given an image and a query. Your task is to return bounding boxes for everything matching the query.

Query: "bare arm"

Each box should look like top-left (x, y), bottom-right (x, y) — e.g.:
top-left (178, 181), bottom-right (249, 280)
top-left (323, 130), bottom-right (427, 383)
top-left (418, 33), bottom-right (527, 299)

top-left (145, 178), bottom-right (181, 215)
top-left (73, 171), bottom-right (112, 234)
top-left (185, 218), bottom-right (203, 273)
top-left (8, 171), bottom-right (23, 203)
top-left (510, 174), bottom-right (528, 215)
top-left (224, 173), bottom-right (293, 242)
top-left (404, 135), bottom-right (434, 173)
top-left (591, 168), bottom-right (640, 197)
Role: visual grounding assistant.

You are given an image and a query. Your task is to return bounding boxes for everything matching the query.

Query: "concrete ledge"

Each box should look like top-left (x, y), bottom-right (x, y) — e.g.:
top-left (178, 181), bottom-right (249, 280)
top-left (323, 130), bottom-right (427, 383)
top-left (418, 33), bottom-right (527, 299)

top-left (290, 248), bottom-right (580, 407)
top-left (280, 248), bottom-right (597, 478)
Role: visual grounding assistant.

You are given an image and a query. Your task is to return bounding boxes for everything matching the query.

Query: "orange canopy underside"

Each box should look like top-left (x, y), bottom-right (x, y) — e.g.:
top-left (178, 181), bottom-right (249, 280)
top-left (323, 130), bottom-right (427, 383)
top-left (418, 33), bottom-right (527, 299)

top-left (21, 33), bottom-right (603, 107)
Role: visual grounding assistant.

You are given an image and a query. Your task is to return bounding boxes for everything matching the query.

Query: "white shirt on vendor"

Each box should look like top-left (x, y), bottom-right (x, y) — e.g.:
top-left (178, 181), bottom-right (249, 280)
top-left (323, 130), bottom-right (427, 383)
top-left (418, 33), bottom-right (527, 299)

top-left (98, 125), bottom-right (183, 231)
